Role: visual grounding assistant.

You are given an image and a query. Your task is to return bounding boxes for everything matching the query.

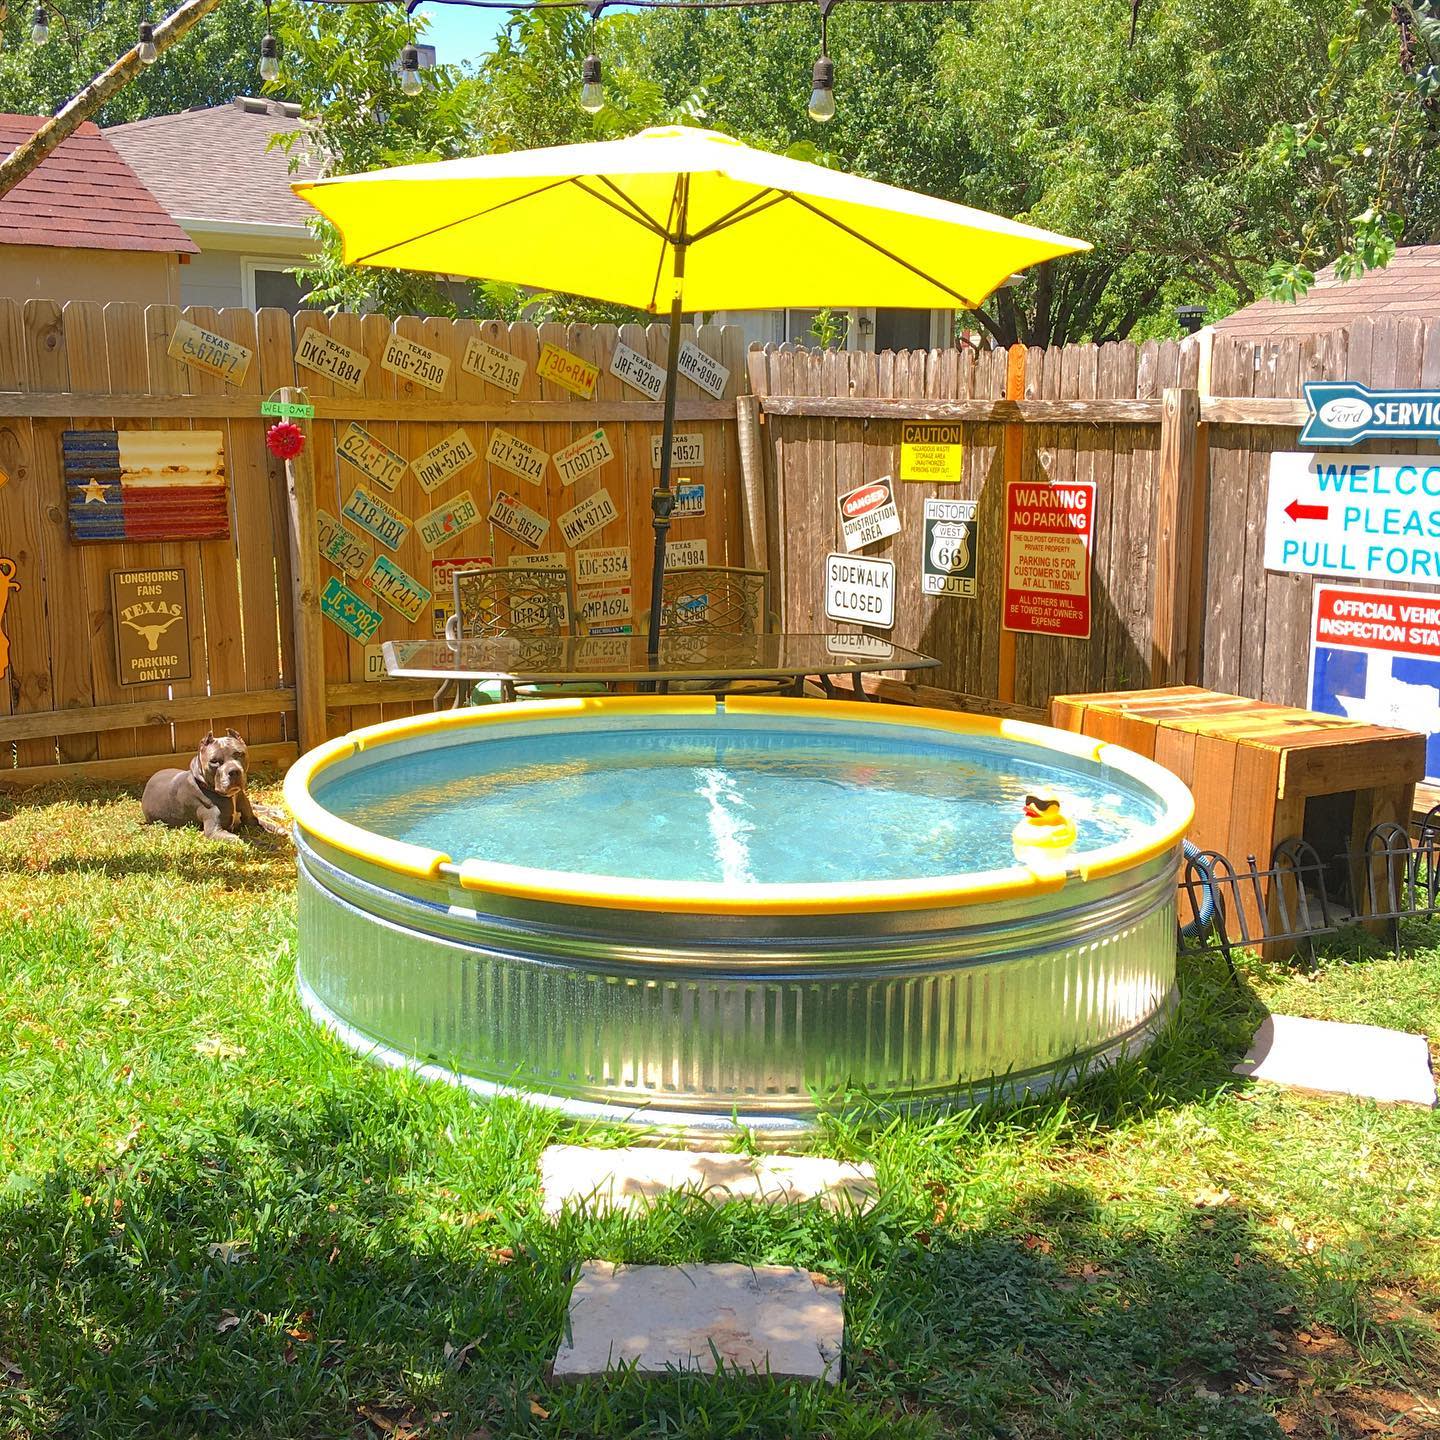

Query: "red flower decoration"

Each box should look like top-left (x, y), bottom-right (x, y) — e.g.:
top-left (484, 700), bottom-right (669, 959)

top-left (266, 421), bottom-right (305, 460)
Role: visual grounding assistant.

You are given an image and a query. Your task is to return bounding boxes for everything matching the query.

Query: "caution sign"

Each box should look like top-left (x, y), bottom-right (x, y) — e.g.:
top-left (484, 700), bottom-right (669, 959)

top-left (921, 497), bottom-right (977, 598)
top-left (839, 478), bottom-right (901, 552)
top-left (1003, 480), bottom-right (1093, 638)
top-left (111, 567), bottom-right (192, 686)
top-left (899, 421), bottom-right (964, 483)
top-left (824, 553), bottom-right (894, 628)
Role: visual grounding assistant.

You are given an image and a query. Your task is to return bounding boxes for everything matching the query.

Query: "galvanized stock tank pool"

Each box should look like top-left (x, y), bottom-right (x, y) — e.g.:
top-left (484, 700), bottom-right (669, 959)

top-left (285, 696), bottom-right (1193, 1141)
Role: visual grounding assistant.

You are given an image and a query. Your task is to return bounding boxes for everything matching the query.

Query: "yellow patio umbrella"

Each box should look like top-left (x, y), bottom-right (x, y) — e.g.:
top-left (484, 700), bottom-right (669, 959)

top-left (294, 125), bottom-right (1089, 650)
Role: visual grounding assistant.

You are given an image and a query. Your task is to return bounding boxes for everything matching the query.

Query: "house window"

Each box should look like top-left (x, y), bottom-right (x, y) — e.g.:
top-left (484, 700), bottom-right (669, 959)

top-left (872, 308), bottom-right (933, 353)
top-left (241, 258), bottom-right (307, 314)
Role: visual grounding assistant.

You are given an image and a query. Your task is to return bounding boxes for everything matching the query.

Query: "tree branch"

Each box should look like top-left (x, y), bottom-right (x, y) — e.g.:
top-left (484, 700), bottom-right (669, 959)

top-left (0, 0), bottom-right (228, 200)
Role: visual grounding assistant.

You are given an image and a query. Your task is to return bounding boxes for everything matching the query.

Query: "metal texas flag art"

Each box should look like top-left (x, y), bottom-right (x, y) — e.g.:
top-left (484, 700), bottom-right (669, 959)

top-left (64, 429), bottom-right (230, 542)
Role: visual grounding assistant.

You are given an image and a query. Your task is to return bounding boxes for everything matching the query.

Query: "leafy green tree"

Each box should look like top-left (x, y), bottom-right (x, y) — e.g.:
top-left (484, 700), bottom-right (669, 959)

top-left (936, 0), bottom-right (1438, 343)
top-left (0, 0), bottom-right (263, 124)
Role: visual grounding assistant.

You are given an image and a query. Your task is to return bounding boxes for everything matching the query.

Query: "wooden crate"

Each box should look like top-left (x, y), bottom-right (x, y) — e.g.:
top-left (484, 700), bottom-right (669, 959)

top-left (1050, 686), bottom-right (1427, 952)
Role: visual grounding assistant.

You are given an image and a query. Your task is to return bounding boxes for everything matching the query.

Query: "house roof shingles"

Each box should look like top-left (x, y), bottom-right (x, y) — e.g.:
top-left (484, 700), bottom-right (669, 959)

top-left (1214, 245), bottom-right (1440, 336)
top-left (0, 114), bottom-right (198, 254)
top-left (105, 98), bottom-right (322, 232)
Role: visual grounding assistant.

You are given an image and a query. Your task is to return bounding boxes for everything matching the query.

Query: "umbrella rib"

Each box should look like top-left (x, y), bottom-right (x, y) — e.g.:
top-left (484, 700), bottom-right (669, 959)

top-left (778, 193), bottom-right (980, 308)
top-left (580, 176), bottom-right (674, 240)
top-left (646, 176), bottom-right (685, 314)
top-left (686, 189), bottom-right (785, 243)
top-left (346, 176), bottom-right (582, 265)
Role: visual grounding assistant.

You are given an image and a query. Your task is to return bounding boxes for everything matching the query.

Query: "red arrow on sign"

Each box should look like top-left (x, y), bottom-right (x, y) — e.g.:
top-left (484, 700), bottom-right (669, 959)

top-left (1284, 499), bottom-right (1329, 522)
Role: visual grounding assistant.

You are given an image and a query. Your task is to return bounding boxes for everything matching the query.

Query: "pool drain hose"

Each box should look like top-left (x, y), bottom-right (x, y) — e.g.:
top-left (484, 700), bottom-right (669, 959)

top-left (1178, 838), bottom-right (1218, 939)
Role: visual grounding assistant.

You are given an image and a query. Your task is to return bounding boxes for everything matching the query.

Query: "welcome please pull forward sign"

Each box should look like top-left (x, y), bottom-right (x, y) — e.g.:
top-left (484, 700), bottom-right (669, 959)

top-left (1265, 452), bottom-right (1440, 584)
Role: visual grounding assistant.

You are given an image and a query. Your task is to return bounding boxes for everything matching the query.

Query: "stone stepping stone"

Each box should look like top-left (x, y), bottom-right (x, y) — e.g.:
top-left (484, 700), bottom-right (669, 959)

top-left (552, 1261), bottom-right (843, 1383)
top-left (539, 1144), bottom-right (877, 1216)
top-left (1234, 1014), bottom-right (1437, 1107)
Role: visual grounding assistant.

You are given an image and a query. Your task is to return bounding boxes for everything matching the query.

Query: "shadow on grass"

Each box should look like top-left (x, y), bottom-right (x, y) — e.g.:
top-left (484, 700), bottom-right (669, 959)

top-left (4, 957), bottom-right (1432, 1440)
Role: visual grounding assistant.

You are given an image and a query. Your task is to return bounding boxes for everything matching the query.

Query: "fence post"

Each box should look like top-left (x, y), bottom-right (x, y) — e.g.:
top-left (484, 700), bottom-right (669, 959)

top-left (1149, 386), bottom-right (1201, 686)
top-left (734, 393), bottom-right (770, 572)
top-left (282, 389), bottom-right (327, 755)
top-left (995, 343), bottom-right (1027, 706)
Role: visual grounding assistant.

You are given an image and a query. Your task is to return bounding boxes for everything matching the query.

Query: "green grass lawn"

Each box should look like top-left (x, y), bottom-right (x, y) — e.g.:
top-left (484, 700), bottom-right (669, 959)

top-left (1, 773), bottom-right (1437, 1440)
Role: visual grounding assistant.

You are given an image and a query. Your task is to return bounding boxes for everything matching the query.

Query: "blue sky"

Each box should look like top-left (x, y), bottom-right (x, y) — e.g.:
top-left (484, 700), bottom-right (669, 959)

top-left (411, 2), bottom-right (510, 67)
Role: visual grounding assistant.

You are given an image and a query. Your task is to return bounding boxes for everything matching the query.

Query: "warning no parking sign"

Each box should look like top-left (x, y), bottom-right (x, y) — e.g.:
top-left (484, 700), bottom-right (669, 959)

top-left (1003, 480), bottom-right (1094, 639)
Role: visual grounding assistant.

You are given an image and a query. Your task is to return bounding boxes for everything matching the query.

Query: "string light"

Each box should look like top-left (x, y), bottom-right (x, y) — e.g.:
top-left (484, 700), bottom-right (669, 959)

top-left (808, 0), bottom-right (837, 121)
top-left (30, 6), bottom-right (49, 44)
top-left (137, 20), bottom-right (158, 63)
top-left (400, 42), bottom-right (423, 94)
top-left (259, 0), bottom-right (279, 82)
top-left (579, 2), bottom-right (605, 114)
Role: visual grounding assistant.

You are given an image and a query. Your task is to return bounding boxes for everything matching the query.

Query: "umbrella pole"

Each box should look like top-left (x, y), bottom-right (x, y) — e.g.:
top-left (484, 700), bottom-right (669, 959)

top-left (645, 288), bottom-right (685, 662)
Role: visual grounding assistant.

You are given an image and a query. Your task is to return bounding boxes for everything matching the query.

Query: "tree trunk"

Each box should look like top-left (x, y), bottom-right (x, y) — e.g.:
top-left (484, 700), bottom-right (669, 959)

top-left (0, 0), bottom-right (229, 201)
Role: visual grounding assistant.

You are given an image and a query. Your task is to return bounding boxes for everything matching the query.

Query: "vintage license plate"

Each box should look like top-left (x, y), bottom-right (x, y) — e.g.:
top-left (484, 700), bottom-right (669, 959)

top-left (610, 341), bottom-right (666, 400)
top-left (295, 329), bottom-right (369, 392)
top-left (461, 336), bottom-right (525, 393)
top-left (316, 506), bottom-right (374, 578)
top-left (381, 333), bottom-right (450, 393)
top-left (412, 427), bottom-right (478, 493)
top-left (416, 489), bottom-right (482, 551)
top-left (341, 483), bottom-right (411, 551)
top-left (536, 342), bottom-right (598, 398)
top-left (488, 490), bottom-right (550, 549)
top-left (487, 428), bottom-right (549, 485)
top-left (338, 423), bottom-right (406, 492)
top-left (553, 428), bottom-right (614, 486)
top-left (320, 576), bottom-right (383, 642)
top-left (575, 545), bottom-right (630, 585)
top-left (364, 553), bottom-right (431, 623)
top-left (557, 487), bottom-right (618, 547)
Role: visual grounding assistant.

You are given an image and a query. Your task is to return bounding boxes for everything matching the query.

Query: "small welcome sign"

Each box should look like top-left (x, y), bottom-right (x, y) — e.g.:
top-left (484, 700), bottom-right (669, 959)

top-left (1300, 381), bottom-right (1440, 448)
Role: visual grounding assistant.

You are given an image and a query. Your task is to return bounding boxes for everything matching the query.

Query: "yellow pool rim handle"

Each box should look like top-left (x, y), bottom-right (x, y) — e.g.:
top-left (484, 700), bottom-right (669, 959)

top-left (284, 695), bottom-right (1195, 914)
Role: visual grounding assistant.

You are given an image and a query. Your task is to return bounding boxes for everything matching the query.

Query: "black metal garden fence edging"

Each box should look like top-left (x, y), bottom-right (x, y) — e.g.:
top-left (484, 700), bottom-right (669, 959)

top-left (1178, 804), bottom-right (1440, 976)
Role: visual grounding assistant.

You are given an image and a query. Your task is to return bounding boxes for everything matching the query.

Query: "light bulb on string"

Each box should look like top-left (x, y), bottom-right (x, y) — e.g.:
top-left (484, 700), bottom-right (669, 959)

top-left (807, 0), bottom-right (838, 122)
top-left (137, 21), bottom-right (158, 64)
top-left (579, 54), bottom-right (604, 114)
top-left (808, 55), bottom-right (835, 122)
top-left (579, 2), bottom-right (605, 114)
top-left (400, 43), bottom-right (422, 96)
top-left (259, 32), bottom-right (279, 83)
top-left (30, 6), bottom-right (49, 44)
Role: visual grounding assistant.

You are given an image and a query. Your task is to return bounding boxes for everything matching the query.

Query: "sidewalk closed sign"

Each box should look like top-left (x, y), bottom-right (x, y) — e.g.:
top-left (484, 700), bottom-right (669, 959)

top-left (1003, 480), bottom-right (1094, 638)
top-left (825, 553), bottom-right (894, 628)
top-left (1265, 452), bottom-right (1440, 583)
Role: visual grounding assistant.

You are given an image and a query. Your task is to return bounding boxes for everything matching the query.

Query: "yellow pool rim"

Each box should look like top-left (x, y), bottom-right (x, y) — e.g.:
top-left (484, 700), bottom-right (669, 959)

top-left (284, 695), bottom-right (1195, 914)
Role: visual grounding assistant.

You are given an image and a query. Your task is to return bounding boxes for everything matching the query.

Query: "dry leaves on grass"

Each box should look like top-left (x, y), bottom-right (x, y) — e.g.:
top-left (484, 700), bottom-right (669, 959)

top-left (194, 1036), bottom-right (246, 1061)
top-left (355, 1402), bottom-right (451, 1438)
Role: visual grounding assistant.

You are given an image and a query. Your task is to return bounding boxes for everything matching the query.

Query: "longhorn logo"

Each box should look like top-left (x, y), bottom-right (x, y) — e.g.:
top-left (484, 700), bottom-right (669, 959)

top-left (122, 612), bottom-right (183, 652)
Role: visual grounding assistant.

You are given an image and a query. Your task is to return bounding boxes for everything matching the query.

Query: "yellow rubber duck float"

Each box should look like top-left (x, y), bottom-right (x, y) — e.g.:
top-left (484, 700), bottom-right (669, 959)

top-left (1012, 790), bottom-right (1077, 860)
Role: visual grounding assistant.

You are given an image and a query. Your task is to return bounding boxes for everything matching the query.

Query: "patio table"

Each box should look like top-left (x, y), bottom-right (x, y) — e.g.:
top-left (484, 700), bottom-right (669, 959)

top-left (382, 631), bottom-right (939, 703)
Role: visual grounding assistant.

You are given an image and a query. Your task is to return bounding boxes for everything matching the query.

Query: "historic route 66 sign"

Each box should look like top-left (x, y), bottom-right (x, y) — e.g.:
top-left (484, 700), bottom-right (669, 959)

top-left (921, 498), bottom-right (978, 598)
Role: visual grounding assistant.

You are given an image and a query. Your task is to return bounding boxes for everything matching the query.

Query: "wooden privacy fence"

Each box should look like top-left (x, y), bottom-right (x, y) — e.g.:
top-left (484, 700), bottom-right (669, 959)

top-left (0, 300), bottom-right (744, 782)
top-left (2, 299), bottom-right (1435, 787)
top-left (750, 314), bottom-right (1440, 714)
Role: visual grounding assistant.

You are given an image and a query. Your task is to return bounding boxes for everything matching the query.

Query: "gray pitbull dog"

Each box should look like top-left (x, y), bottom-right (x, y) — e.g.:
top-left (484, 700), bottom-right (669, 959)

top-left (141, 729), bottom-right (283, 842)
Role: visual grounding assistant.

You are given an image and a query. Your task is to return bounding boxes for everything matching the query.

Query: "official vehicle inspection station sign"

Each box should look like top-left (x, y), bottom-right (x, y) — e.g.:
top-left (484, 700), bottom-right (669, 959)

top-left (1308, 582), bottom-right (1440, 784)
top-left (1265, 452), bottom-right (1440, 583)
top-left (1003, 480), bottom-right (1094, 637)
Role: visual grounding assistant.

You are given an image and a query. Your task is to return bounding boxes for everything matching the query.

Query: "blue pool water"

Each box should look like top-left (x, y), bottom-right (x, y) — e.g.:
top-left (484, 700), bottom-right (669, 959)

top-left (317, 721), bottom-right (1165, 885)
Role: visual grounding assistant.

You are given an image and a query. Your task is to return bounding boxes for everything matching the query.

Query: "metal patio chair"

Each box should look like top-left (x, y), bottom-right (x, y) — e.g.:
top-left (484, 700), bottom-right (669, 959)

top-left (655, 564), bottom-right (796, 694)
top-left (447, 564), bottom-right (608, 705)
